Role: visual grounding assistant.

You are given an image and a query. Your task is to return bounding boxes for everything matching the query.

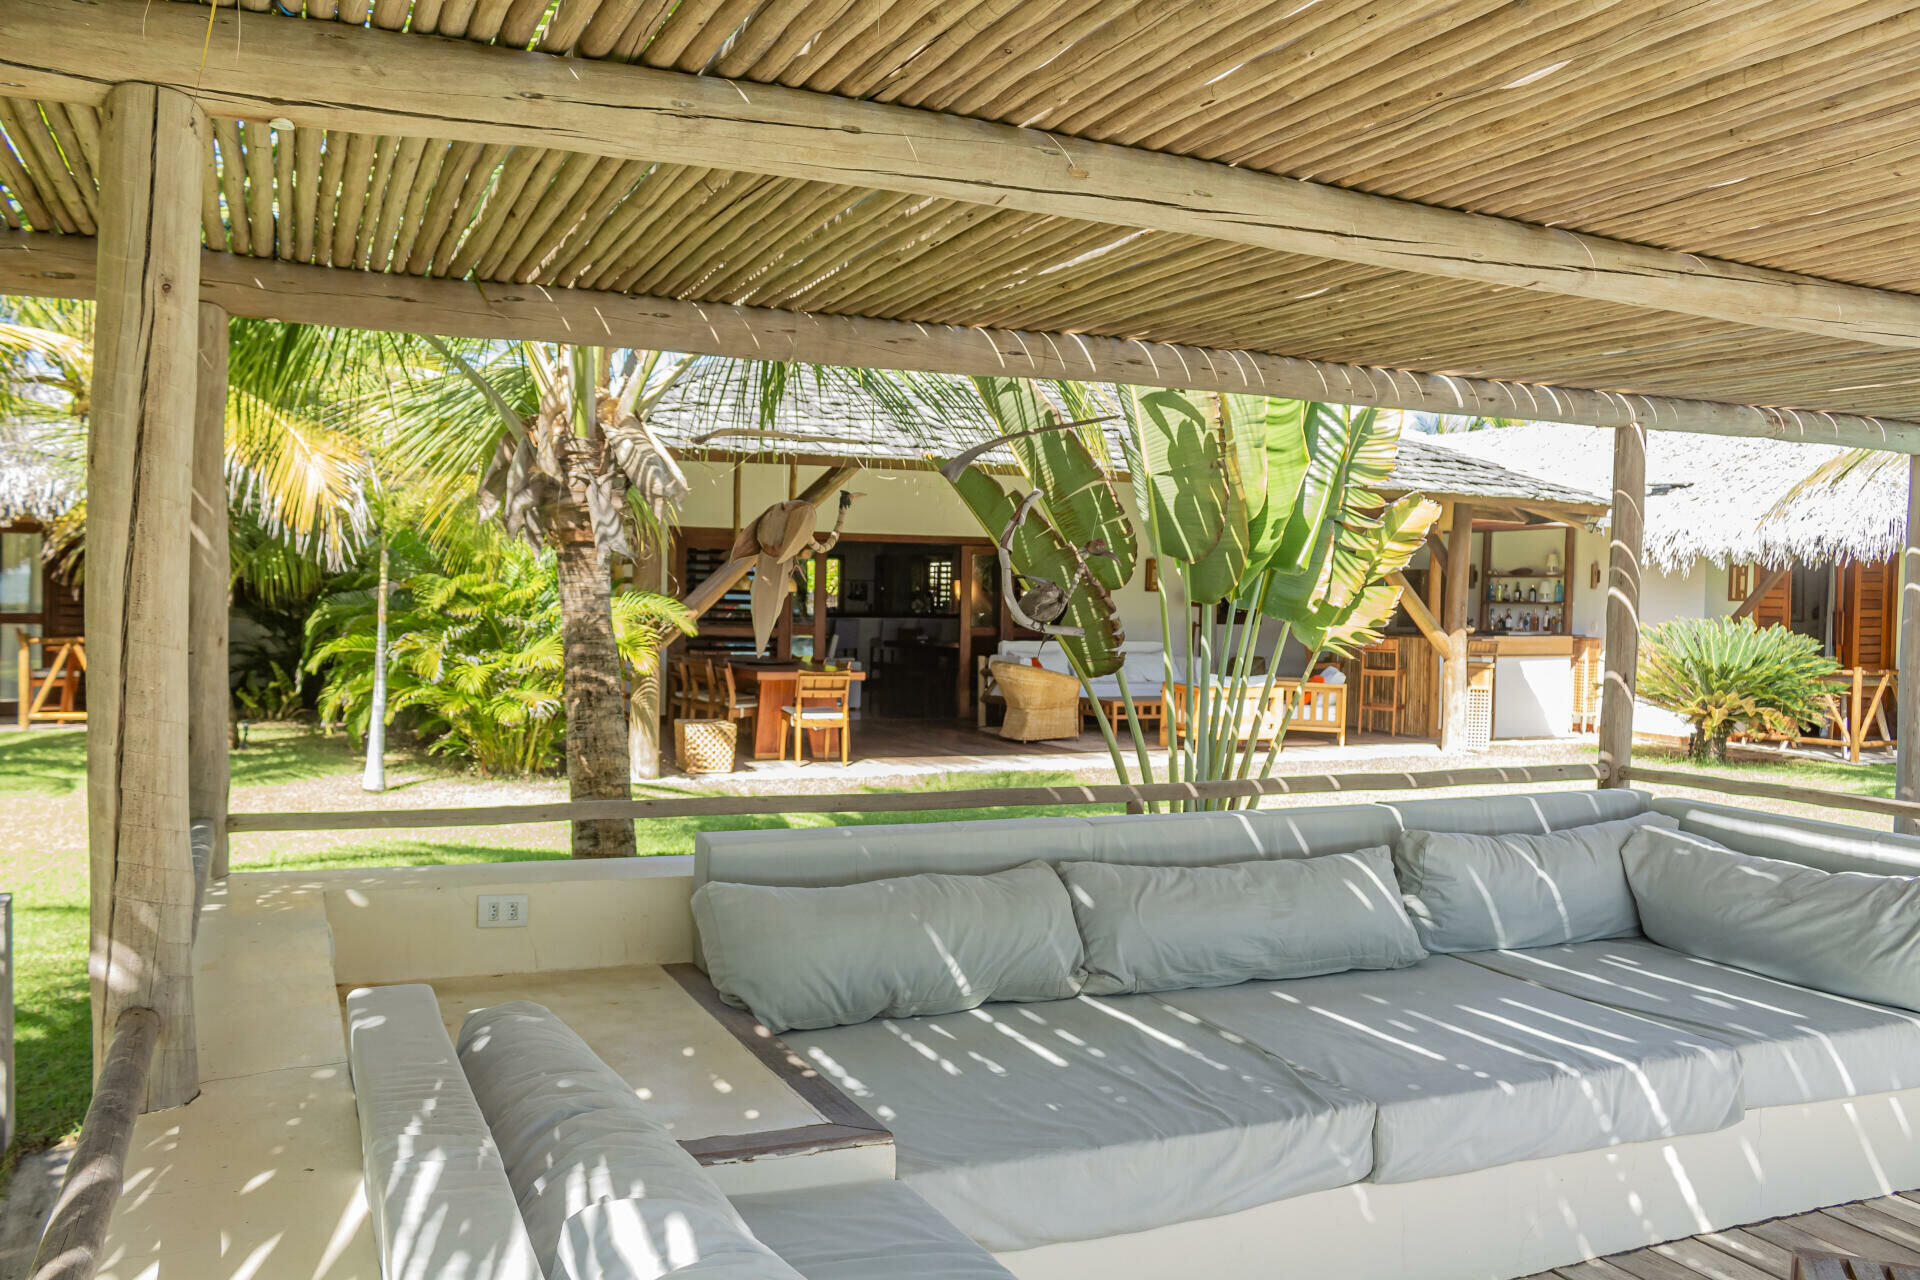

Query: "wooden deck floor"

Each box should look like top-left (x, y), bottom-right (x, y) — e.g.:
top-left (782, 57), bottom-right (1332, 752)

top-left (1521, 1190), bottom-right (1920, 1279)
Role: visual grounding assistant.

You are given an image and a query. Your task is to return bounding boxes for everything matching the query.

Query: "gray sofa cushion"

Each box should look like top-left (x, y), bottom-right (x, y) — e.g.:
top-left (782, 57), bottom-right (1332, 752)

top-left (458, 1000), bottom-right (775, 1276)
top-left (734, 1182), bottom-right (1018, 1279)
top-left (1395, 812), bottom-right (1677, 953)
top-left (1653, 796), bottom-right (1920, 877)
top-left (692, 861), bottom-right (1084, 1032)
top-left (345, 985), bottom-right (543, 1280)
top-left (1380, 787), bottom-right (1648, 836)
top-left (555, 1197), bottom-right (803, 1279)
top-left (1061, 847), bottom-right (1426, 995)
top-left (1459, 938), bottom-right (1920, 1108)
top-left (787, 994), bottom-right (1376, 1251)
top-left (1624, 825), bottom-right (1920, 1015)
top-left (1160, 955), bottom-right (1744, 1182)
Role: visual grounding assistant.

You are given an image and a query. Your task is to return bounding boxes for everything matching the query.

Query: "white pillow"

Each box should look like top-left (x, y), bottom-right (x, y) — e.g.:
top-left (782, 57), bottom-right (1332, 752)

top-left (1624, 825), bottom-right (1920, 1014)
top-left (1394, 812), bottom-right (1677, 952)
top-left (692, 861), bottom-right (1085, 1032)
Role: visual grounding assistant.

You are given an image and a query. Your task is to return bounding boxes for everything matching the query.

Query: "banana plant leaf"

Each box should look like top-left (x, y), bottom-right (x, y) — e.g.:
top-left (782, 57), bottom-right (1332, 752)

top-left (1127, 387), bottom-right (1229, 566)
top-left (1182, 440), bottom-right (1250, 606)
top-left (1240, 396), bottom-right (1311, 603)
top-left (1291, 495), bottom-right (1443, 654)
top-left (975, 378), bottom-right (1137, 591)
top-left (951, 466), bottom-right (1125, 677)
top-left (1261, 405), bottom-right (1384, 619)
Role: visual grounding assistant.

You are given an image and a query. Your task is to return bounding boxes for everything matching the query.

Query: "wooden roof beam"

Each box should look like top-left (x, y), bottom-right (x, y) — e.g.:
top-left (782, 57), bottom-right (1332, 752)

top-left (11, 0), bottom-right (1920, 350)
top-left (8, 230), bottom-right (1920, 452)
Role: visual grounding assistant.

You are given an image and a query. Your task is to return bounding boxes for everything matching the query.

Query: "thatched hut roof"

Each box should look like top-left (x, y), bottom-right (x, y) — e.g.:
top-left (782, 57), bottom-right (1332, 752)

top-left (1428, 426), bottom-right (1903, 573)
top-left (648, 374), bottom-right (1607, 515)
top-left (0, 427), bottom-right (81, 524)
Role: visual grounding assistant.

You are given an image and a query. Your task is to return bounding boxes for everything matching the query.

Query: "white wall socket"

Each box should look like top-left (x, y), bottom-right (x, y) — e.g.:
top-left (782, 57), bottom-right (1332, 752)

top-left (477, 893), bottom-right (530, 928)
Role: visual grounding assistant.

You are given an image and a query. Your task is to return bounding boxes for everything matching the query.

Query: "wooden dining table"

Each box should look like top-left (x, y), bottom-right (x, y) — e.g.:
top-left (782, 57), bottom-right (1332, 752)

top-left (730, 663), bottom-right (868, 760)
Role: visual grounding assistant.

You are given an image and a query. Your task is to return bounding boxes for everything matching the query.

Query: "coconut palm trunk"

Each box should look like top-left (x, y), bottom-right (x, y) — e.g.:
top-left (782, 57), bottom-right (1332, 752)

top-left (552, 502), bottom-right (636, 857)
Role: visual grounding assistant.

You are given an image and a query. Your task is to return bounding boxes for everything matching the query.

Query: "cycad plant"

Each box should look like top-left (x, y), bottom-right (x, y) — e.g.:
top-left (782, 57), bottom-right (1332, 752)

top-left (1638, 616), bottom-right (1839, 763)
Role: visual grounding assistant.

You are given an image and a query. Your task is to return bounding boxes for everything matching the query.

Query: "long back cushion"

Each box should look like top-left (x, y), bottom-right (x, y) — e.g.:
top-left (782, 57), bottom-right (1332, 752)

top-left (458, 1001), bottom-right (803, 1280)
top-left (693, 792), bottom-right (1655, 975)
top-left (693, 791), bottom-right (1651, 897)
top-left (1653, 796), bottom-right (1920, 876)
top-left (345, 984), bottom-right (543, 1280)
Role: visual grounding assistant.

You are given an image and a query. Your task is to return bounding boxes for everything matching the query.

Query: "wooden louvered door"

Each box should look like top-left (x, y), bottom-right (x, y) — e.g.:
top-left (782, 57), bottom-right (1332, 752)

top-left (1837, 557), bottom-right (1896, 670)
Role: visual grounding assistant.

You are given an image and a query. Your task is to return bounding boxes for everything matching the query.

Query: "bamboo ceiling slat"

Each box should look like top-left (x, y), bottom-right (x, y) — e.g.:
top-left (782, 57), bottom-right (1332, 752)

top-left (22, 0), bottom-right (1920, 421)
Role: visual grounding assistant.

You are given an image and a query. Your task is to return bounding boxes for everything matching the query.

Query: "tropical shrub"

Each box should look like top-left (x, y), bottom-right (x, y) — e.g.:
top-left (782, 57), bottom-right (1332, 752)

top-left (307, 535), bottom-right (693, 775)
top-left (1637, 617), bottom-right (1839, 762)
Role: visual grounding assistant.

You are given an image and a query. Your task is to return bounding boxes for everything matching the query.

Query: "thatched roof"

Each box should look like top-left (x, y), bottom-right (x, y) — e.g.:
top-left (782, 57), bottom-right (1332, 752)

top-left (648, 375), bottom-right (1607, 512)
top-left (0, 428), bottom-right (81, 523)
top-left (1429, 426), bottom-right (1902, 573)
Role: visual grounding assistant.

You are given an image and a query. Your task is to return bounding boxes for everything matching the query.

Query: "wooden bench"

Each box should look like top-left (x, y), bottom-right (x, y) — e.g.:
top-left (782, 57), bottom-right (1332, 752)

top-left (1161, 681), bottom-right (1347, 748)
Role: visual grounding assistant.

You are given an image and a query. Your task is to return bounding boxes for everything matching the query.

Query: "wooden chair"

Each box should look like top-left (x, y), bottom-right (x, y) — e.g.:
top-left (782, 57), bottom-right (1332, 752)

top-left (782, 671), bottom-right (853, 765)
top-left (1358, 642), bottom-right (1401, 736)
top-left (715, 663), bottom-right (758, 726)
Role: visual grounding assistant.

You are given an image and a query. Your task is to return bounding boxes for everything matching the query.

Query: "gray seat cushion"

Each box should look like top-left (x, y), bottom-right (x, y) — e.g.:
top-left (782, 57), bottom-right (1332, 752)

top-left (1160, 955), bottom-right (1744, 1182)
top-left (1460, 938), bottom-right (1920, 1107)
top-left (787, 994), bottom-right (1376, 1251)
top-left (733, 1181), bottom-right (1017, 1279)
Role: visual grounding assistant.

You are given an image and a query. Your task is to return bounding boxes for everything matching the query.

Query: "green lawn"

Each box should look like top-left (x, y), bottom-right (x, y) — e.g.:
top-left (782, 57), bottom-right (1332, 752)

top-left (0, 724), bottom-right (1126, 1157)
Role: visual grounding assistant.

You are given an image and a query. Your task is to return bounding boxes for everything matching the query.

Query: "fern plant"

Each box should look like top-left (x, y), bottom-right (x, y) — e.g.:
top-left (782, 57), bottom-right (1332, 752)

top-left (306, 537), bottom-right (692, 775)
top-left (1637, 617), bottom-right (1839, 762)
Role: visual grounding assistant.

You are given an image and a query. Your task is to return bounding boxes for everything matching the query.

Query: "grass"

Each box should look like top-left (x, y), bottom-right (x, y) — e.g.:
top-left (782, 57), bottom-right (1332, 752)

top-left (1623, 743), bottom-right (1897, 812)
top-left (0, 724), bottom-right (1127, 1158)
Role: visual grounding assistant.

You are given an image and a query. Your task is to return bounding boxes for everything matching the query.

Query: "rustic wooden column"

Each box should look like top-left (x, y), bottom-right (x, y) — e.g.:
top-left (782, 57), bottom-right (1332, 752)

top-left (1440, 503), bottom-right (1477, 751)
top-left (189, 304), bottom-right (230, 879)
top-left (86, 82), bottom-right (205, 1109)
top-left (1896, 453), bottom-right (1920, 834)
top-left (1598, 423), bottom-right (1647, 788)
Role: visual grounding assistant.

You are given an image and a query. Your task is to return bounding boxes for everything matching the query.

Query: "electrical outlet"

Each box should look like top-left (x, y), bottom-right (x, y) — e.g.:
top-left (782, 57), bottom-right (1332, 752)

top-left (477, 893), bottom-right (530, 929)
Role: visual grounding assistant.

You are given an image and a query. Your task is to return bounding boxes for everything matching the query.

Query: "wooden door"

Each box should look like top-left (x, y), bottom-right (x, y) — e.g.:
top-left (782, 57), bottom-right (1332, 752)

top-left (1749, 569), bottom-right (1792, 630)
top-left (1837, 557), bottom-right (1896, 670)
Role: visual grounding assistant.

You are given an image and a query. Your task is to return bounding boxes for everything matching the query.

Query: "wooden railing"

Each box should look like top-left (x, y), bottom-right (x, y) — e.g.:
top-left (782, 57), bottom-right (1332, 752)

top-left (226, 762), bottom-right (1608, 833)
top-left (28, 1007), bottom-right (160, 1280)
top-left (1623, 765), bottom-right (1920, 826)
top-left (1, 893), bottom-right (11, 1156)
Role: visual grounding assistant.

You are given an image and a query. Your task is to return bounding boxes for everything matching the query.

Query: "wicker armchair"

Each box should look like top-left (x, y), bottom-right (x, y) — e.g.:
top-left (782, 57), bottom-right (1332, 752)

top-left (990, 660), bottom-right (1082, 742)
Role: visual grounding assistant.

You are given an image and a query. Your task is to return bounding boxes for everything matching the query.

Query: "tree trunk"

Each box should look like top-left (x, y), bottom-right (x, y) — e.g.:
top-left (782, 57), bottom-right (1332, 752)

top-left (362, 535), bottom-right (389, 793)
top-left (553, 504), bottom-right (635, 857)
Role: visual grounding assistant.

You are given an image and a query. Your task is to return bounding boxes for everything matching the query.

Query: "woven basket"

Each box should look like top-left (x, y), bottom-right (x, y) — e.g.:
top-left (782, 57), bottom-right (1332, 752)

top-left (991, 660), bottom-right (1082, 742)
top-left (675, 718), bottom-right (738, 774)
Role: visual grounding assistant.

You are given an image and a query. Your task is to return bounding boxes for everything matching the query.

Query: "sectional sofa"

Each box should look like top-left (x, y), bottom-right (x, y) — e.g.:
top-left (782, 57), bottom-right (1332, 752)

top-left (347, 788), bottom-right (1920, 1280)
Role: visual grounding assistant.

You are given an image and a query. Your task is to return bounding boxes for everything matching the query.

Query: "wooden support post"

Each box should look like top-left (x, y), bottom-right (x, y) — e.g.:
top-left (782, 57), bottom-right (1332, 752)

top-left (1896, 454), bottom-right (1920, 834)
top-left (85, 82), bottom-right (204, 1109)
top-left (189, 304), bottom-right (230, 880)
top-left (1732, 565), bottom-right (1790, 620)
top-left (1599, 423), bottom-right (1647, 788)
top-left (1440, 504), bottom-right (1477, 752)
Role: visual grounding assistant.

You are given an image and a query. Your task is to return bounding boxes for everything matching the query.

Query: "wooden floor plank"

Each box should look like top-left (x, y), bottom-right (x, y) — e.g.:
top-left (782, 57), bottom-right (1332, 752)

top-left (1699, 1228), bottom-right (1798, 1279)
top-left (1751, 1216), bottom-right (1920, 1269)
top-left (1826, 1203), bottom-right (1920, 1255)
top-left (1554, 1262), bottom-right (1646, 1280)
top-left (1807, 1209), bottom-right (1920, 1267)
top-left (1607, 1247), bottom-right (1724, 1280)
top-left (1867, 1197), bottom-right (1920, 1233)
top-left (1645, 1236), bottom-right (1783, 1280)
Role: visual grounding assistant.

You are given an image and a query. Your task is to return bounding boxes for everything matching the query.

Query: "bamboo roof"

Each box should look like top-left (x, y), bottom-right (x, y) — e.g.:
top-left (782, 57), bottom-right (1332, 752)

top-left (1431, 426), bottom-right (1905, 572)
top-left (8, 1), bottom-right (1920, 421)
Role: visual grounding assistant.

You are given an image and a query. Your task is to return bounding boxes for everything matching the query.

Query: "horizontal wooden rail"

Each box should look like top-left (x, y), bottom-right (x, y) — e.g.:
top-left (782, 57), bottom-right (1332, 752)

top-left (227, 763), bottom-right (1606, 833)
top-left (30, 1007), bottom-right (161, 1280)
top-left (1624, 765), bottom-right (1920, 824)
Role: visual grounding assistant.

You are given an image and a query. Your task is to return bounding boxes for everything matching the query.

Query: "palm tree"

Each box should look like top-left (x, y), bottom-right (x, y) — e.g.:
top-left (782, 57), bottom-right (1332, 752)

top-left (375, 341), bottom-right (715, 857)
